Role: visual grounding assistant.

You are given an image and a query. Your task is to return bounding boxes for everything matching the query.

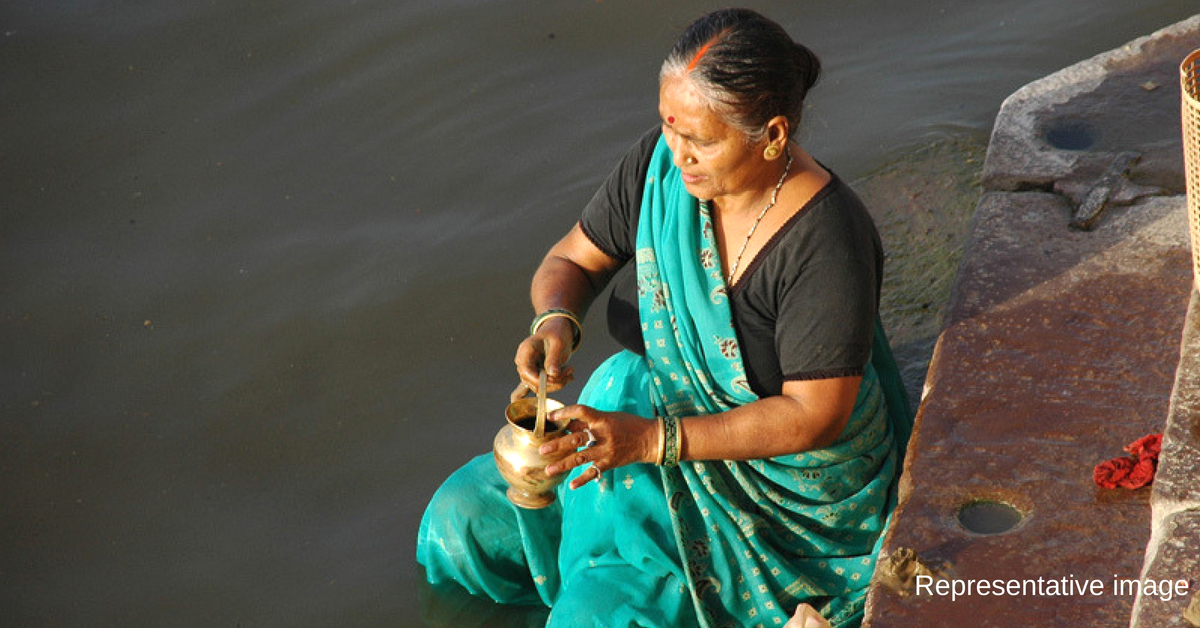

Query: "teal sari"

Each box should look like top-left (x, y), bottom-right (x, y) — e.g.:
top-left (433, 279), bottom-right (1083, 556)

top-left (418, 137), bottom-right (912, 628)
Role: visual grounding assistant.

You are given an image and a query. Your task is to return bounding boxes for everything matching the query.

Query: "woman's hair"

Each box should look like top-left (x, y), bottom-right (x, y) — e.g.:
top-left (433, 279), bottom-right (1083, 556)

top-left (660, 8), bottom-right (821, 142)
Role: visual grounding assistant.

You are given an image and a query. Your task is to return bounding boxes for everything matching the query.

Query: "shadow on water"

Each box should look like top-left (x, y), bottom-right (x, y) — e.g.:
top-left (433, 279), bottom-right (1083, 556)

top-left (419, 575), bottom-right (549, 628)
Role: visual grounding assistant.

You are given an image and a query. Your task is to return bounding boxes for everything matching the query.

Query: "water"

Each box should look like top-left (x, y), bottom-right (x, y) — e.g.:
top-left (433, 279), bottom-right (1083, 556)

top-left (2, 1), bottom-right (1195, 625)
top-left (957, 499), bottom-right (1025, 536)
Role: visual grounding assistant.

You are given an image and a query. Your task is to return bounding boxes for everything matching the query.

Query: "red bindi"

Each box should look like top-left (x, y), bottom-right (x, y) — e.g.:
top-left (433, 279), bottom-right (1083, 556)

top-left (667, 116), bottom-right (675, 125)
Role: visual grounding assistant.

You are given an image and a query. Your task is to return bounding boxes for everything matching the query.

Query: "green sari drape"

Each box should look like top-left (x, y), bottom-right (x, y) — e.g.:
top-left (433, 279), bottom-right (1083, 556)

top-left (418, 136), bottom-right (912, 628)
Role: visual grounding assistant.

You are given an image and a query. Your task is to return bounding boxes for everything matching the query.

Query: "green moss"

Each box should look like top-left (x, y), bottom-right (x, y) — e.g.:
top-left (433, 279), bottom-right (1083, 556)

top-left (852, 133), bottom-right (988, 405)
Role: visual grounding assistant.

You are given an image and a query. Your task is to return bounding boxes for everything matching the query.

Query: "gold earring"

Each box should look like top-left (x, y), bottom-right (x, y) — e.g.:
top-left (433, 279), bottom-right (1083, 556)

top-left (764, 144), bottom-right (781, 160)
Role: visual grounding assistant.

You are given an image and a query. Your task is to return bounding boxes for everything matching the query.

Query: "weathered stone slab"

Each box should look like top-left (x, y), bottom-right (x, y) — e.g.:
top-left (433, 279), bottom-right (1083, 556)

top-left (983, 16), bottom-right (1200, 195)
top-left (863, 194), bottom-right (1191, 628)
top-left (1132, 290), bottom-right (1200, 628)
top-left (1130, 510), bottom-right (1200, 628)
top-left (1155, 289), bottom-right (1200, 509)
top-left (946, 193), bottom-right (1189, 322)
top-left (862, 16), bottom-right (1200, 628)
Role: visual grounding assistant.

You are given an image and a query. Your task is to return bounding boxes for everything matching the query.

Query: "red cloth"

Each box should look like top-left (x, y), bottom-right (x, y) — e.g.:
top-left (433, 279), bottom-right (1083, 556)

top-left (1093, 433), bottom-right (1162, 489)
top-left (1124, 433), bottom-right (1162, 459)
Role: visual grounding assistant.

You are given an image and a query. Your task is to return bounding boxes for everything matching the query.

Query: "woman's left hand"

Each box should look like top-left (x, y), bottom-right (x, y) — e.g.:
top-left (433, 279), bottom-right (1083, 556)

top-left (784, 604), bottom-right (831, 628)
top-left (539, 405), bottom-right (658, 489)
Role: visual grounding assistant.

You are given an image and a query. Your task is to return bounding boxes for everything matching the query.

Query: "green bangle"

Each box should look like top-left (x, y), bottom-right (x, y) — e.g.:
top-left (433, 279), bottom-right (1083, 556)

top-left (661, 414), bottom-right (681, 468)
top-left (530, 309), bottom-right (583, 352)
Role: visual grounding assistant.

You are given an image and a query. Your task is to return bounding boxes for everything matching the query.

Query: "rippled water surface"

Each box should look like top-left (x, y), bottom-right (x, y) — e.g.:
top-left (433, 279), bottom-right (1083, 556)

top-left (2, 1), bottom-right (1196, 625)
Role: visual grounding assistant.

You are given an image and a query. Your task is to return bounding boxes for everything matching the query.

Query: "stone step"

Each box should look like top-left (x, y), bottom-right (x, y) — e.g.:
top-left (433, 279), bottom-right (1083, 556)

top-left (1131, 289), bottom-right (1200, 628)
top-left (863, 15), bottom-right (1200, 628)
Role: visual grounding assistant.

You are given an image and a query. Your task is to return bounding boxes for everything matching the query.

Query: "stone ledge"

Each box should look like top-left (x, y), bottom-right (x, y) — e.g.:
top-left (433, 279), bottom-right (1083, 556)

top-left (1153, 288), bottom-right (1200, 509)
top-left (863, 13), bottom-right (1200, 626)
top-left (1131, 289), bottom-right (1200, 628)
top-left (863, 191), bottom-right (1190, 628)
top-left (945, 192), bottom-right (1189, 324)
top-left (1130, 509), bottom-right (1200, 628)
top-left (983, 15), bottom-right (1200, 196)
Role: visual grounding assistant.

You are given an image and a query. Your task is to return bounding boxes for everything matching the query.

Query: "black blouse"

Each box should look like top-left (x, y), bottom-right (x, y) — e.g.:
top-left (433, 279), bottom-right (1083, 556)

top-left (579, 128), bottom-right (882, 397)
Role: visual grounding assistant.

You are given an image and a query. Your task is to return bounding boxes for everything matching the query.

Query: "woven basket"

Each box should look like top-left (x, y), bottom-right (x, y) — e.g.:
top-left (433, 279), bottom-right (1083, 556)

top-left (1182, 49), bottom-right (1200, 282)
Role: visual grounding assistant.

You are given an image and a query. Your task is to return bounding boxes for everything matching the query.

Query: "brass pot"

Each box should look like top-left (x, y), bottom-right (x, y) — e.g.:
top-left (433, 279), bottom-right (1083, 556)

top-left (494, 397), bottom-right (570, 509)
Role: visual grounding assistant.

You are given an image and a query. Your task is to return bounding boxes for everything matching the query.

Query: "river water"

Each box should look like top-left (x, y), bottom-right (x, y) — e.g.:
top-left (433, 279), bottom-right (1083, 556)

top-left (2, 1), bottom-right (1195, 626)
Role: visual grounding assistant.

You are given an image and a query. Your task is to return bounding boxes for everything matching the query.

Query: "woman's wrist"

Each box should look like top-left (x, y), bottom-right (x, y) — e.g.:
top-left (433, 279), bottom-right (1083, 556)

top-left (533, 317), bottom-right (578, 357)
top-left (657, 414), bottom-right (682, 467)
top-left (530, 308), bottom-right (582, 352)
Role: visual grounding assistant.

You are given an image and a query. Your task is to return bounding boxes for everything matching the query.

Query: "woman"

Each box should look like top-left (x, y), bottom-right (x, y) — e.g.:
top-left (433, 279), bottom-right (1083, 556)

top-left (418, 9), bottom-right (911, 628)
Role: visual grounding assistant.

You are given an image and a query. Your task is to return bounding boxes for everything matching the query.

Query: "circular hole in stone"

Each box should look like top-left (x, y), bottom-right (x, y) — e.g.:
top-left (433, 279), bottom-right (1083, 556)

top-left (1041, 118), bottom-right (1099, 151)
top-left (957, 499), bottom-right (1024, 535)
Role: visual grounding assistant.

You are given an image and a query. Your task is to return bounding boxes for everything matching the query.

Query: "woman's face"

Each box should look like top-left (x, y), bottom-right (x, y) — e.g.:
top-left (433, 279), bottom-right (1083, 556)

top-left (658, 75), bottom-right (768, 202)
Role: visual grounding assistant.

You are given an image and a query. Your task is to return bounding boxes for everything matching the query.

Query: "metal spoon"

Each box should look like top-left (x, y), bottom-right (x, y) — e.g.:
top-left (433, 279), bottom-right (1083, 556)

top-left (534, 367), bottom-right (548, 439)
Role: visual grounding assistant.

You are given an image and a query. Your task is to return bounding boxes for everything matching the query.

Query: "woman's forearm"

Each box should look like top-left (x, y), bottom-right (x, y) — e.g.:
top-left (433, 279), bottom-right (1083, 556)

top-left (515, 223), bottom-right (622, 388)
top-left (677, 376), bottom-right (862, 461)
top-left (539, 377), bottom-right (863, 486)
top-left (529, 223), bottom-right (620, 317)
top-left (530, 253), bottom-right (603, 317)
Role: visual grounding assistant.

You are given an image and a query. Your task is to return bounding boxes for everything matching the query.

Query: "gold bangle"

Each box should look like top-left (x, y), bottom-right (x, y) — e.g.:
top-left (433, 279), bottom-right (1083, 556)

top-left (530, 309), bottom-right (582, 352)
top-left (655, 415), bottom-right (666, 466)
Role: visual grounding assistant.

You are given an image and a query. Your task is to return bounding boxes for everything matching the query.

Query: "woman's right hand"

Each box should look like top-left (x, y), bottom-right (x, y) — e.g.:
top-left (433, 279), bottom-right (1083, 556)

top-left (511, 317), bottom-right (575, 402)
top-left (512, 222), bottom-right (621, 402)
